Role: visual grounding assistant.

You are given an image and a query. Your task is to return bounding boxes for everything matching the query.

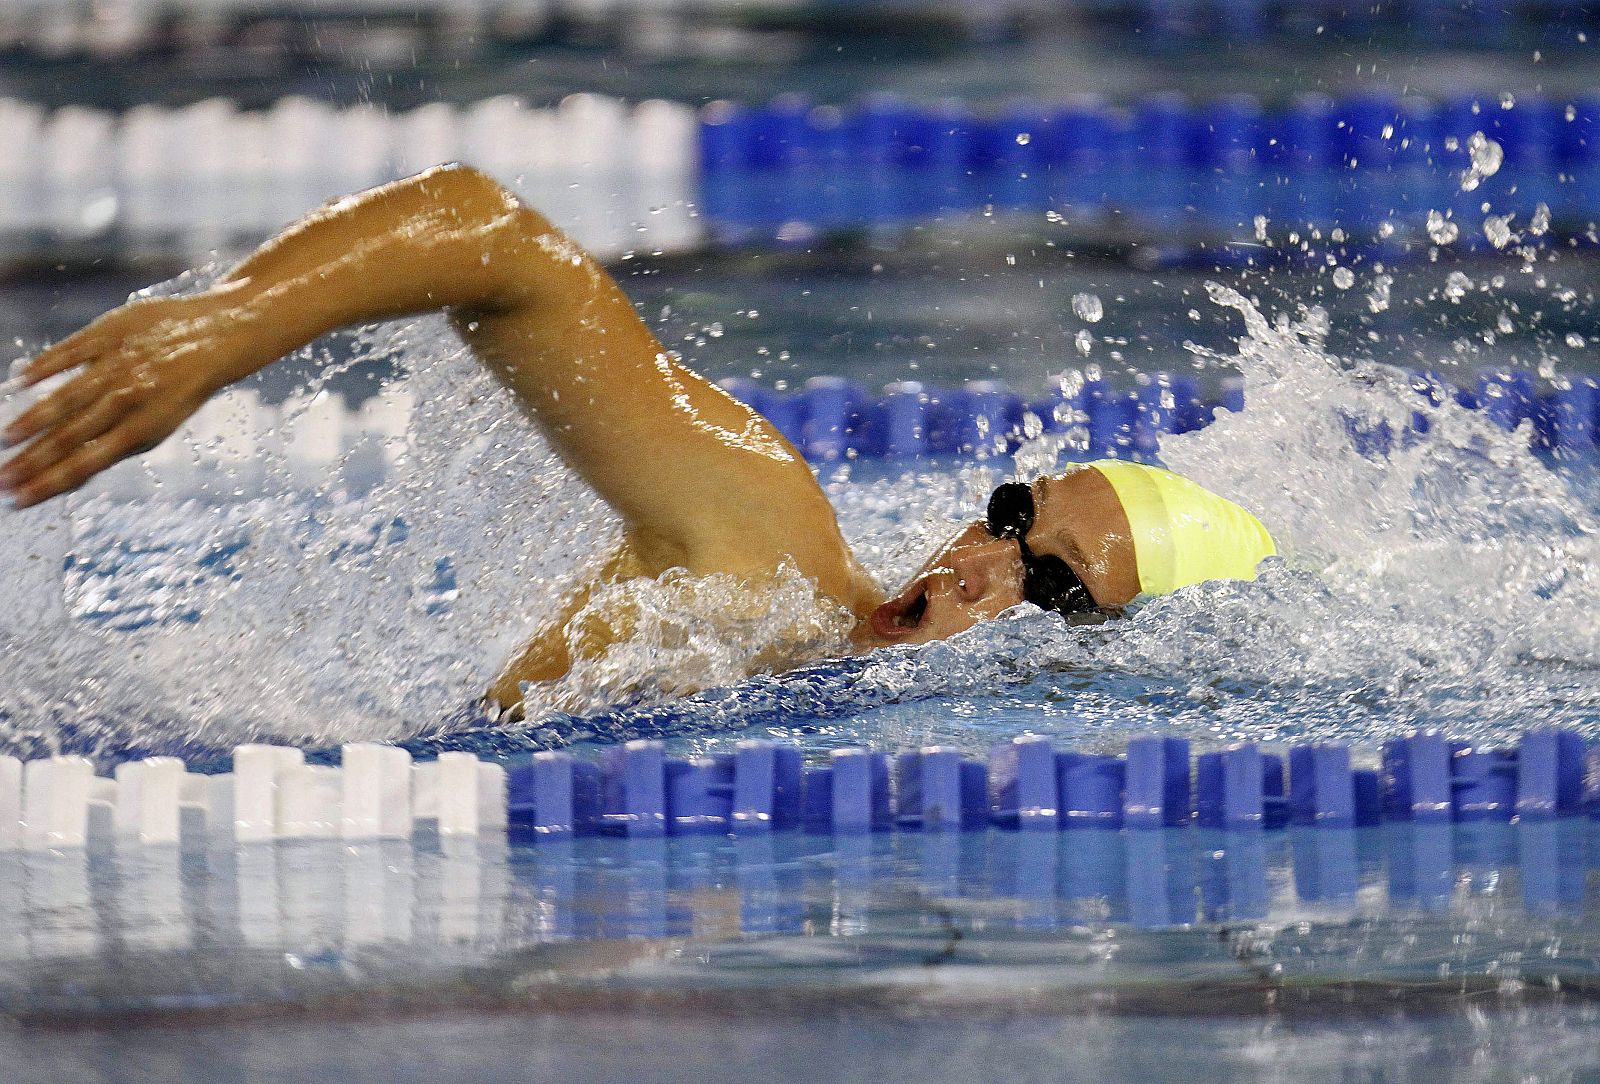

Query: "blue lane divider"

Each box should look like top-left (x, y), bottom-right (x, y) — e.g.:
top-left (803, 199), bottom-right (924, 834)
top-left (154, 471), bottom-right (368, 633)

top-left (1124, 734), bottom-right (1193, 827)
top-left (1289, 744), bottom-right (1359, 829)
top-left (506, 727), bottom-right (1598, 841)
top-left (1116, 1), bottom-right (1598, 52)
top-left (716, 368), bottom-right (1600, 462)
top-left (988, 734), bottom-right (1061, 830)
top-left (444, 817), bottom-right (1600, 934)
top-left (699, 92), bottom-right (1600, 250)
top-left (732, 739), bottom-right (804, 831)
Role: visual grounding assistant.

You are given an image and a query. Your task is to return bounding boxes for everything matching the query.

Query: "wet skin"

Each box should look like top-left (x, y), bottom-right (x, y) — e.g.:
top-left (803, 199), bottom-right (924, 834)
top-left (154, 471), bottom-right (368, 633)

top-left (849, 467), bottom-right (1141, 651)
top-left (0, 164), bottom-right (1140, 715)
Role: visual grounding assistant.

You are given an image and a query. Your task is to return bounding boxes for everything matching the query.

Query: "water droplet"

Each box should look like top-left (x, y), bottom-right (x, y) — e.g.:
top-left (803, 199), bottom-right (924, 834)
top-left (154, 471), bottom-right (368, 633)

top-left (1367, 274), bottom-right (1392, 313)
top-left (1460, 132), bottom-right (1504, 193)
top-left (1483, 213), bottom-right (1516, 249)
top-left (1072, 293), bottom-right (1104, 323)
top-left (1426, 210), bottom-right (1459, 245)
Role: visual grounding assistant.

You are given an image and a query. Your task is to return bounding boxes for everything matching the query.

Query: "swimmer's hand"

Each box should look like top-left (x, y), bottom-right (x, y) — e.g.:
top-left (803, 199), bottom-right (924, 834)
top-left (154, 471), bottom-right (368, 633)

top-left (0, 291), bottom-right (248, 509)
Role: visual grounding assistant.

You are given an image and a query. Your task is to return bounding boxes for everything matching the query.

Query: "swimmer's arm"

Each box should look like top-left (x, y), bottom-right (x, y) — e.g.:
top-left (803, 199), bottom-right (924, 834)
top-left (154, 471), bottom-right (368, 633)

top-left (0, 165), bottom-right (539, 506)
top-left (0, 167), bottom-right (871, 605)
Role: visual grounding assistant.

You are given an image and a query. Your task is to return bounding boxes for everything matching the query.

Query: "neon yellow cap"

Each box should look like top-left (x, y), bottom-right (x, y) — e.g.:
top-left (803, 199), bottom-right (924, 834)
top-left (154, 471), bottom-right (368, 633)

top-left (1089, 460), bottom-right (1276, 597)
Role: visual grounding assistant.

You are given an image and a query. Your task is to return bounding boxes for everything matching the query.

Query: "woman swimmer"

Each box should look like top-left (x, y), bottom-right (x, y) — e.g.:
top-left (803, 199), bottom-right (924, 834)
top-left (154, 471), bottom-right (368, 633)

top-left (0, 164), bottom-right (1275, 715)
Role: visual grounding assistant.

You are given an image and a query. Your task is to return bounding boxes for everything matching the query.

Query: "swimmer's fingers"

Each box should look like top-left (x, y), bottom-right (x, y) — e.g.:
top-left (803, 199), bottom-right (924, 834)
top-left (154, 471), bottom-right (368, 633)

top-left (0, 384), bottom-right (140, 493)
top-left (1, 409), bottom-right (170, 509)
top-left (12, 294), bottom-right (191, 390)
top-left (17, 325), bottom-right (106, 387)
top-left (0, 367), bottom-right (109, 449)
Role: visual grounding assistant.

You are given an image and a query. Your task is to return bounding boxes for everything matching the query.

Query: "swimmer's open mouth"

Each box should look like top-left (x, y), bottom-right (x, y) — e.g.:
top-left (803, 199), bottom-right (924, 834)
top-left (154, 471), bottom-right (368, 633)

top-left (902, 588), bottom-right (928, 626)
top-left (871, 582), bottom-right (929, 639)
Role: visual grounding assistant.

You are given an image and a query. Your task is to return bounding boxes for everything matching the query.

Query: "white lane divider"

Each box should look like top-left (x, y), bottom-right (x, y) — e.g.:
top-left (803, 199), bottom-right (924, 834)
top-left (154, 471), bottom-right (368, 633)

top-left (112, 755), bottom-right (211, 844)
top-left (1, 743), bottom-right (507, 850)
top-left (82, 385), bottom-right (414, 501)
top-left (412, 751), bottom-right (511, 838)
top-left (341, 742), bottom-right (414, 839)
top-left (0, 94), bottom-right (704, 265)
top-left (0, 757), bottom-right (20, 850)
top-left (23, 755), bottom-right (116, 849)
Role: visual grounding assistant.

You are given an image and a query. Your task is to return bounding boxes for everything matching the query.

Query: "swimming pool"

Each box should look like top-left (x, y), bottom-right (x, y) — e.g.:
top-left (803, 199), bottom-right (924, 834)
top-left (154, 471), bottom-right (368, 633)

top-left (3, 240), bottom-right (1600, 1082)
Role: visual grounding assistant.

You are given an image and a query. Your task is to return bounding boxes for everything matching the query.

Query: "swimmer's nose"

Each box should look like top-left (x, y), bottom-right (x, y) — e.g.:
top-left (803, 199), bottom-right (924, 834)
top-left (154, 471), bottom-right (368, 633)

top-left (944, 537), bottom-right (1024, 604)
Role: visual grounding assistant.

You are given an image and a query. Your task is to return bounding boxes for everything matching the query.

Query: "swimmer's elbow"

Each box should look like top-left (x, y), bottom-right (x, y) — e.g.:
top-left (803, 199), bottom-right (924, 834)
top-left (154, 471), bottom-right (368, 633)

top-left (420, 161), bottom-right (501, 195)
top-left (407, 162), bottom-right (524, 224)
top-left (423, 162), bottom-right (589, 277)
top-left (416, 163), bottom-right (559, 237)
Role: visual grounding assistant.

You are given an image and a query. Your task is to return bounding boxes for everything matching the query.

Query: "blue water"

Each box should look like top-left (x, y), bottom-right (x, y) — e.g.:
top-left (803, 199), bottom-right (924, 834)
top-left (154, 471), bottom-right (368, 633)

top-left (13, 1006), bottom-right (1600, 1084)
top-left (7, 253), bottom-right (1600, 1080)
top-left (2, 822), bottom-right (1599, 1082)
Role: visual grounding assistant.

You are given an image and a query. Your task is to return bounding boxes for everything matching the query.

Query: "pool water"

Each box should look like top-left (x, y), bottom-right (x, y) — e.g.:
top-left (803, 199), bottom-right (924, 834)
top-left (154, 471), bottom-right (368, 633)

top-left (13, 1006), bottom-right (1600, 1084)
top-left (2, 823), bottom-right (1599, 1082)
top-left (4, 246), bottom-right (1600, 1080)
top-left (7, 245), bottom-right (1600, 404)
top-left (13, 260), bottom-right (1598, 760)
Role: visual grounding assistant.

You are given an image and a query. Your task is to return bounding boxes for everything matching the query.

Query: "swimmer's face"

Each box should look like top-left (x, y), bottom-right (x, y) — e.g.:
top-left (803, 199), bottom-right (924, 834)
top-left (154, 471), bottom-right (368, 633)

top-left (853, 468), bottom-right (1140, 648)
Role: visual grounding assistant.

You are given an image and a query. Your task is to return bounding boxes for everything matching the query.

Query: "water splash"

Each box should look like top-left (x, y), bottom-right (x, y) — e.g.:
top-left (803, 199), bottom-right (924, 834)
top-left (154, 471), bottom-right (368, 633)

top-left (0, 294), bottom-right (837, 759)
top-left (0, 268), bottom-right (1598, 763)
top-left (1459, 131), bottom-right (1505, 194)
top-left (625, 283), bottom-right (1600, 757)
top-left (812, 281), bottom-right (1600, 754)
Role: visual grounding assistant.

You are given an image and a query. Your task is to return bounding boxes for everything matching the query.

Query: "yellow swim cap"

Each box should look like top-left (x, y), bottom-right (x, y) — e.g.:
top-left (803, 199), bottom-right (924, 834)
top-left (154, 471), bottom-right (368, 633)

top-left (1089, 460), bottom-right (1276, 597)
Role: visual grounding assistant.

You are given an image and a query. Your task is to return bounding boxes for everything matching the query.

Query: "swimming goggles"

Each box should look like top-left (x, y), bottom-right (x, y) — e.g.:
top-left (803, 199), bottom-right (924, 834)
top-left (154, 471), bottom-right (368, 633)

top-left (984, 482), bottom-right (1099, 616)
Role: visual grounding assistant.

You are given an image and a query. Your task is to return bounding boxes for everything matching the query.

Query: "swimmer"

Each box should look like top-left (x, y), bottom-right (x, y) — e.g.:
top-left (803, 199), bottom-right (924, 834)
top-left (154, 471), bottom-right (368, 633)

top-left (0, 165), bottom-right (1274, 715)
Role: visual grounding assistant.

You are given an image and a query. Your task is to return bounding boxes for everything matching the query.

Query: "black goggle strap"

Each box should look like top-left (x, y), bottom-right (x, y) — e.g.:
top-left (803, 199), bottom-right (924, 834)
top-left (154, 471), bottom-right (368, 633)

top-left (985, 481), bottom-right (1097, 616)
top-left (1018, 548), bottom-right (1097, 615)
